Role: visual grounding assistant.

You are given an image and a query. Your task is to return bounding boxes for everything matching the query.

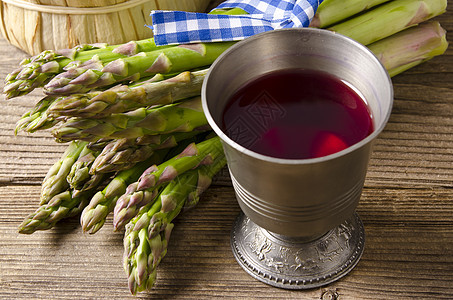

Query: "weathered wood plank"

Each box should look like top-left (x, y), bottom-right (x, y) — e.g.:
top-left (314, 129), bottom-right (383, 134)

top-left (0, 186), bottom-right (452, 299)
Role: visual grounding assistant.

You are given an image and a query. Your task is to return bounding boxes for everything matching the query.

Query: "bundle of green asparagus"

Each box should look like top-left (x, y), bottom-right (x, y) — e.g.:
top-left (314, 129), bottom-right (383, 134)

top-left (6, 0), bottom-right (449, 295)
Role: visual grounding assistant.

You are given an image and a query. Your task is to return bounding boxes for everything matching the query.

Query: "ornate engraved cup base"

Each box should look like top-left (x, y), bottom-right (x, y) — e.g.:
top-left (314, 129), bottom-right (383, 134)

top-left (231, 212), bottom-right (365, 290)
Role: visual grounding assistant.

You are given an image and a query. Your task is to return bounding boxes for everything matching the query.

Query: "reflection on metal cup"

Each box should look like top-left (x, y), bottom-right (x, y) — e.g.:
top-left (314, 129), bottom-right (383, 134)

top-left (202, 28), bottom-right (393, 289)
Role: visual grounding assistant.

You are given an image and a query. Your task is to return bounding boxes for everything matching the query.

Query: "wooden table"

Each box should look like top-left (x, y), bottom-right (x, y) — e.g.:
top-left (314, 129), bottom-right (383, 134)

top-left (1, 2), bottom-right (452, 299)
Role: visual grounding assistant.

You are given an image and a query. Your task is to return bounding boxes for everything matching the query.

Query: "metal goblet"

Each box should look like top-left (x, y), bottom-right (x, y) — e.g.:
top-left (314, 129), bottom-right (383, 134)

top-left (202, 28), bottom-right (393, 289)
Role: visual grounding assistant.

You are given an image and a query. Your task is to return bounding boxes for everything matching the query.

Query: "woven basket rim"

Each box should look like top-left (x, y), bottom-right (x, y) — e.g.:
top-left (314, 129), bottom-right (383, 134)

top-left (0, 0), bottom-right (154, 14)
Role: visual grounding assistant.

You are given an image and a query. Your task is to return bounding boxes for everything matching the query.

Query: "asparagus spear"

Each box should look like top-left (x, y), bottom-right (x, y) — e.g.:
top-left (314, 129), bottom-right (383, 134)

top-left (66, 144), bottom-right (106, 196)
top-left (18, 189), bottom-right (93, 234)
top-left (124, 155), bottom-right (226, 294)
top-left (40, 141), bottom-right (88, 205)
top-left (113, 136), bottom-right (223, 231)
top-left (44, 73), bottom-right (164, 120)
top-left (43, 42), bottom-right (235, 95)
top-left (388, 59), bottom-right (431, 78)
top-left (80, 151), bottom-right (167, 234)
top-left (14, 96), bottom-right (59, 134)
top-left (52, 96), bottom-right (208, 143)
top-left (368, 21), bottom-right (448, 73)
top-left (3, 8), bottom-right (242, 99)
top-left (329, 0), bottom-right (447, 46)
top-left (3, 41), bottom-right (169, 100)
top-left (47, 69), bottom-right (208, 118)
top-left (310, 0), bottom-right (392, 28)
top-left (90, 131), bottom-right (203, 175)
top-left (13, 74), bottom-right (167, 135)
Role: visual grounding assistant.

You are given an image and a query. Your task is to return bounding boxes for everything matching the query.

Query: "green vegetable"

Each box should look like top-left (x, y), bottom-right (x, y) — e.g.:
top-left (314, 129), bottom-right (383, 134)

top-left (329, 0), bottom-right (447, 46)
top-left (123, 154), bottom-right (226, 294)
top-left (40, 141), bottom-right (87, 205)
top-left (90, 132), bottom-right (202, 175)
top-left (2, 8), bottom-right (245, 99)
top-left (48, 69), bottom-right (207, 119)
top-left (80, 151), bottom-right (167, 234)
top-left (15, 96), bottom-right (58, 134)
top-left (368, 21), bottom-right (449, 76)
top-left (66, 144), bottom-right (106, 196)
top-left (3, 41), bottom-right (168, 100)
top-left (311, 0), bottom-right (392, 28)
top-left (113, 136), bottom-right (223, 231)
top-left (52, 97), bottom-right (207, 143)
top-left (18, 190), bottom-right (93, 234)
top-left (43, 43), bottom-right (234, 95)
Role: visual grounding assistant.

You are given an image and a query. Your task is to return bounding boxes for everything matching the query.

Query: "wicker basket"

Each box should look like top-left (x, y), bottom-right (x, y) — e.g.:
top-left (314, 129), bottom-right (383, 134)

top-left (0, 0), bottom-right (211, 55)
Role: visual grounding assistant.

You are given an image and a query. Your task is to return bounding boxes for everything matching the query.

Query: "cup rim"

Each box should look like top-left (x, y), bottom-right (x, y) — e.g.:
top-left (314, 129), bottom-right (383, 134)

top-left (202, 27), bottom-right (394, 165)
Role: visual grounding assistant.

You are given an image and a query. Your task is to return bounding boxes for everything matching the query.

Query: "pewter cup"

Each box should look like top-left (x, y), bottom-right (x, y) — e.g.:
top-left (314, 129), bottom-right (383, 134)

top-left (202, 28), bottom-right (393, 289)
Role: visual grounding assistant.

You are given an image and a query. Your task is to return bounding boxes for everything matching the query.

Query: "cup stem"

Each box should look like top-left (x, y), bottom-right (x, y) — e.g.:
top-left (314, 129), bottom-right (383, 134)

top-left (231, 211), bottom-right (365, 289)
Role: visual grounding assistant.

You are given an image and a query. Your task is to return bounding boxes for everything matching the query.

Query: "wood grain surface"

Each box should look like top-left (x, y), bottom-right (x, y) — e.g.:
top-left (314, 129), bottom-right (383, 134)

top-left (1, 1), bottom-right (452, 299)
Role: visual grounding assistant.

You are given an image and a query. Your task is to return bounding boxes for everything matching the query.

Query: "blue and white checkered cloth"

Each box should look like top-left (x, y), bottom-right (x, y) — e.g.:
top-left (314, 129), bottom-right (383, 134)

top-left (150, 0), bottom-right (323, 46)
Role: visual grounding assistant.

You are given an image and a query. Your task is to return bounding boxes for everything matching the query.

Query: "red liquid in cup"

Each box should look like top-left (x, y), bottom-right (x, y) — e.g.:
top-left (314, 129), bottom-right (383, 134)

top-left (221, 69), bottom-right (374, 159)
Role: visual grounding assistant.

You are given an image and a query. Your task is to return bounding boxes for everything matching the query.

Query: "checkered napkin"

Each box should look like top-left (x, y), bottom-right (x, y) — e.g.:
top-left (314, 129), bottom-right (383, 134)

top-left (150, 0), bottom-right (323, 46)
